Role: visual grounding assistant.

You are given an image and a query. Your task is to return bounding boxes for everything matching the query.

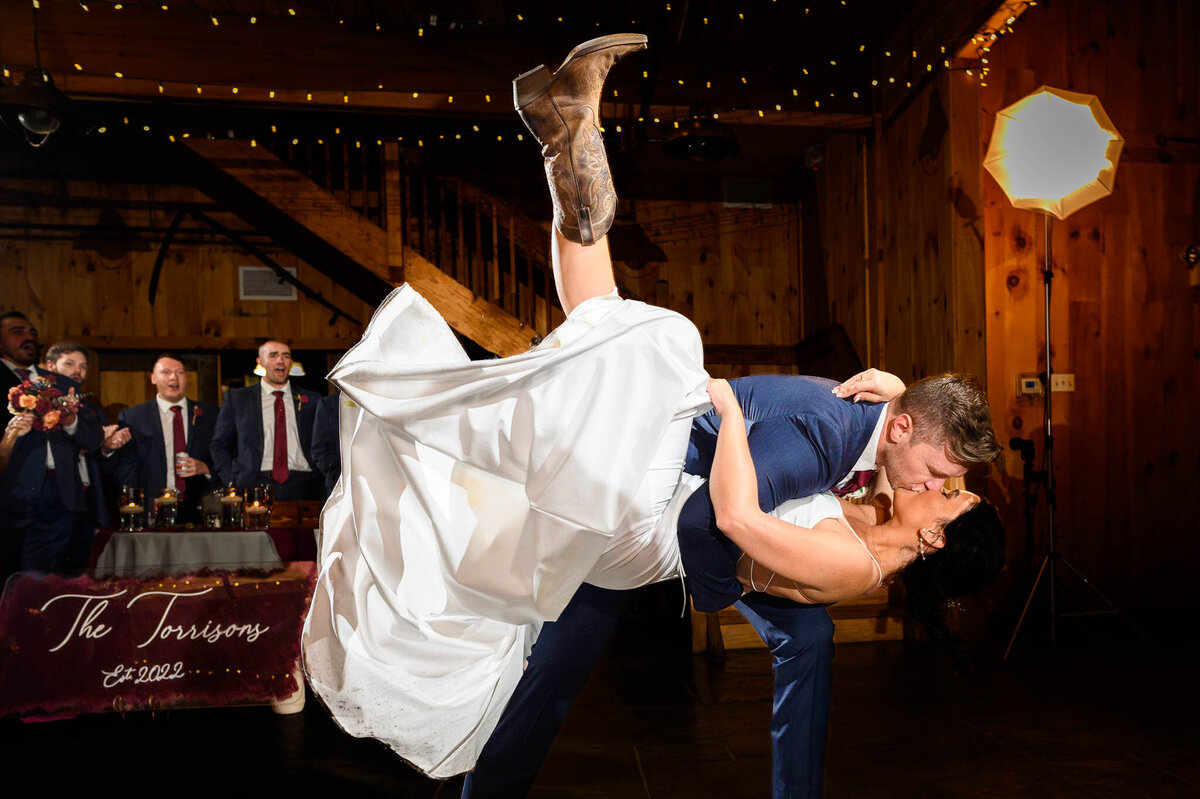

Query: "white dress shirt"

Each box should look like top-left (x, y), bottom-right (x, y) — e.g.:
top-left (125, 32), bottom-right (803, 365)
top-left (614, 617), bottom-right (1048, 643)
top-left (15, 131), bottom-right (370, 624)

top-left (258, 381), bottom-right (312, 473)
top-left (156, 395), bottom-right (189, 485)
top-left (834, 401), bottom-right (889, 491)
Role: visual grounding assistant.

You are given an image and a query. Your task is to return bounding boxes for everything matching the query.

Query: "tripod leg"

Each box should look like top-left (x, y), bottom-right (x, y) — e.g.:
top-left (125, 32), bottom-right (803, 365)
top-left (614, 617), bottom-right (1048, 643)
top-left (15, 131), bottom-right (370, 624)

top-left (1056, 556), bottom-right (1158, 648)
top-left (1004, 554), bottom-right (1051, 660)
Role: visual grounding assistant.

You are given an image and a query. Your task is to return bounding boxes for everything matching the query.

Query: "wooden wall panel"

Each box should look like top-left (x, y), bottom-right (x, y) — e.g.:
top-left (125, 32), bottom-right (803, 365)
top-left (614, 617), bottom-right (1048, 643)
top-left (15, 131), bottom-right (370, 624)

top-left (982, 0), bottom-right (1200, 607)
top-left (615, 200), bottom-right (803, 376)
top-left (818, 134), bottom-right (873, 365)
top-left (874, 73), bottom-right (987, 386)
top-left (0, 177), bottom-right (371, 353)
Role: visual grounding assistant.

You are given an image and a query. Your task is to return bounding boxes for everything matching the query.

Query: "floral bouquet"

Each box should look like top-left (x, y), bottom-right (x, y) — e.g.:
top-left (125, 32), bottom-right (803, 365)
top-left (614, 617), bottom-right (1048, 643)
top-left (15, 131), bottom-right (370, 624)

top-left (6, 374), bottom-right (82, 432)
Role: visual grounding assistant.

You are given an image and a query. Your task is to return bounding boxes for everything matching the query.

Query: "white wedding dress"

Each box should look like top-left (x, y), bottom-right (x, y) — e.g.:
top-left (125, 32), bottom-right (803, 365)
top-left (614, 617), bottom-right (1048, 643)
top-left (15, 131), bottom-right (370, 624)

top-left (301, 285), bottom-right (711, 777)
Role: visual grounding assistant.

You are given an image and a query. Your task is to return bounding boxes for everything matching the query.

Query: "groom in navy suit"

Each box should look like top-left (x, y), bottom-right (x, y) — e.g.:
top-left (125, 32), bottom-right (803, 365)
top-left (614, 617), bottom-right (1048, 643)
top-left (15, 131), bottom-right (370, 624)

top-left (464, 373), bottom-right (1001, 799)
top-left (210, 340), bottom-right (323, 501)
top-left (115, 354), bottom-right (219, 524)
top-left (0, 312), bottom-right (102, 583)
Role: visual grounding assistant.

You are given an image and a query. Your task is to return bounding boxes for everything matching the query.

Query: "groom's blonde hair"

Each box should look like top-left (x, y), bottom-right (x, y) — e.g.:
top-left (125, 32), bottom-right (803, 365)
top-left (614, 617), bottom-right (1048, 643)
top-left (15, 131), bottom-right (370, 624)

top-left (892, 374), bottom-right (1001, 466)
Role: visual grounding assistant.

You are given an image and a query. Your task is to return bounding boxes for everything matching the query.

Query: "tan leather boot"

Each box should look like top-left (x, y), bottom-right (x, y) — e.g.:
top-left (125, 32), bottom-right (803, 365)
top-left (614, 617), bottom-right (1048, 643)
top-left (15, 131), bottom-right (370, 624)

top-left (514, 33), bottom-right (647, 246)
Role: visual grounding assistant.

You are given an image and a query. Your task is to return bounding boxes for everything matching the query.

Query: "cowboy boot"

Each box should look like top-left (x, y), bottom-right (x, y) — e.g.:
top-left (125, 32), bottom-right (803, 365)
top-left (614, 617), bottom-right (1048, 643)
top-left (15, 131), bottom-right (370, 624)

top-left (513, 33), bottom-right (647, 246)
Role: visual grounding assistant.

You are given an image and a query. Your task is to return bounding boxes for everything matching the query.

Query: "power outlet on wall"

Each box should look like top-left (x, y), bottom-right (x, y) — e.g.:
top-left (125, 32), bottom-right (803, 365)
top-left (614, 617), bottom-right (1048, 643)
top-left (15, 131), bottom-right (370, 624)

top-left (1051, 373), bottom-right (1075, 392)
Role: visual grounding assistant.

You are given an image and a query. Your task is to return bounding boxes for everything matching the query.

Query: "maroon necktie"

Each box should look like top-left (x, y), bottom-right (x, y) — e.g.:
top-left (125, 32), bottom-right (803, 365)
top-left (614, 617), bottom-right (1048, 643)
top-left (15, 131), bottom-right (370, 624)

top-left (831, 469), bottom-right (875, 497)
top-left (170, 405), bottom-right (187, 492)
top-left (272, 390), bottom-right (289, 484)
top-left (15, 368), bottom-right (31, 382)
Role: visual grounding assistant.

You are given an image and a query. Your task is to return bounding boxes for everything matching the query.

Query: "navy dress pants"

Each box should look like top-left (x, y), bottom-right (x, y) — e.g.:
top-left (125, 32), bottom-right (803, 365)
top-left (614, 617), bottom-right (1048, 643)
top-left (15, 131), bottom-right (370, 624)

top-left (461, 584), bottom-right (833, 799)
top-left (462, 582), bottom-right (635, 799)
top-left (735, 593), bottom-right (835, 799)
top-left (1, 473), bottom-right (80, 588)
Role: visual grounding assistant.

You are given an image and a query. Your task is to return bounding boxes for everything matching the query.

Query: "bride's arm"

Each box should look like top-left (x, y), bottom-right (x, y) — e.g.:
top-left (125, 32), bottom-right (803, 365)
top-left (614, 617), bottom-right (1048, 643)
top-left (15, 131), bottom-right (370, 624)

top-left (706, 380), bottom-right (876, 601)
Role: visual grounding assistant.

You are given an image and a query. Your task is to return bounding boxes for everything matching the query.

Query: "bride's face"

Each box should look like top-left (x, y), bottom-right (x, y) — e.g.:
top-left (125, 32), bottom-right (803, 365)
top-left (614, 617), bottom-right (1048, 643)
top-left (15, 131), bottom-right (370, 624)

top-left (892, 487), bottom-right (980, 537)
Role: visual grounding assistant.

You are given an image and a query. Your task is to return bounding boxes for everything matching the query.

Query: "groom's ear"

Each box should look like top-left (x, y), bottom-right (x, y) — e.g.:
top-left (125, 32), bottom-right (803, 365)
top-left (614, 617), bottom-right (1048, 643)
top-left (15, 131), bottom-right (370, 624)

top-left (886, 412), bottom-right (915, 444)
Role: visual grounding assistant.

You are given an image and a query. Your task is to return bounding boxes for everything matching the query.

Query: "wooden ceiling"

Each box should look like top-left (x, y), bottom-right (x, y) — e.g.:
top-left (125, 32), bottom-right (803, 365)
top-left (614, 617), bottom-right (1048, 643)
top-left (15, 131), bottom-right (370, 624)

top-left (0, 0), bottom-right (1011, 178)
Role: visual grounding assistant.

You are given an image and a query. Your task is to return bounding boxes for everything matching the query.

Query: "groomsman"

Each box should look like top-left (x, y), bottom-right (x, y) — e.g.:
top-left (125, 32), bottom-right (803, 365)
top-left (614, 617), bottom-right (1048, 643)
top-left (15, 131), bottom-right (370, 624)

top-left (309, 391), bottom-right (342, 497)
top-left (42, 341), bottom-right (126, 567)
top-left (0, 312), bottom-right (101, 581)
top-left (211, 340), bottom-right (323, 501)
top-left (114, 354), bottom-right (218, 525)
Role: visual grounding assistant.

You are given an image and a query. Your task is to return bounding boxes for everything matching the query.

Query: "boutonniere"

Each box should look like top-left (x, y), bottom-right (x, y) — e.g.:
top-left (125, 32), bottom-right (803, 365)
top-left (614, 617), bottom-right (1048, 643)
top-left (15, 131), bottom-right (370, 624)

top-left (296, 394), bottom-right (309, 409)
top-left (191, 405), bottom-right (203, 427)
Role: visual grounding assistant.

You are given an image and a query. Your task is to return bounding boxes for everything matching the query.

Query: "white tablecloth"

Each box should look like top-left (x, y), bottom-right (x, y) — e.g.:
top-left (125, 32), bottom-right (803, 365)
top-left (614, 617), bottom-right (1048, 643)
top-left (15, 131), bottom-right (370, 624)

top-left (93, 532), bottom-right (284, 577)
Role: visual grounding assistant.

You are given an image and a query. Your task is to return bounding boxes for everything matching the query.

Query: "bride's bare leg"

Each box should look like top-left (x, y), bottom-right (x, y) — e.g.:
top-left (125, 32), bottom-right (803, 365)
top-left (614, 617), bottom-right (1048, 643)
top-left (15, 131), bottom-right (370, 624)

top-left (552, 228), bottom-right (616, 315)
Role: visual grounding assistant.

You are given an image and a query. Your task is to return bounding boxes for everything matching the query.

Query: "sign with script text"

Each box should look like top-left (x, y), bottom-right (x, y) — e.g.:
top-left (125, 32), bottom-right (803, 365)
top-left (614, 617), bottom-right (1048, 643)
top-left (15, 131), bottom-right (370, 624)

top-left (0, 564), bottom-right (315, 717)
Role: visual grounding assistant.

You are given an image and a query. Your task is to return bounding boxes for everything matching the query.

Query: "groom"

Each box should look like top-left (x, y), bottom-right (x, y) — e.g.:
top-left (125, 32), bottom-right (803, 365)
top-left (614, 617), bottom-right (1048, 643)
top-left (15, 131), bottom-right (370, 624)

top-left (463, 36), bottom-right (1002, 799)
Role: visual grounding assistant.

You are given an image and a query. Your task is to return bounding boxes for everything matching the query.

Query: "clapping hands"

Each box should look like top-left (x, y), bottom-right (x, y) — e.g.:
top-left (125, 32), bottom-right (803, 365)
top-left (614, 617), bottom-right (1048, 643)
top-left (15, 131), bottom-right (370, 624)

top-left (102, 424), bottom-right (131, 454)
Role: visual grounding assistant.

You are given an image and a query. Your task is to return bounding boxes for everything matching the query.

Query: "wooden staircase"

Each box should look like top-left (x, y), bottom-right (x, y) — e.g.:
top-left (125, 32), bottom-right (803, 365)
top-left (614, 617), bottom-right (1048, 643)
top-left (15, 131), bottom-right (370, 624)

top-left (182, 137), bottom-right (563, 356)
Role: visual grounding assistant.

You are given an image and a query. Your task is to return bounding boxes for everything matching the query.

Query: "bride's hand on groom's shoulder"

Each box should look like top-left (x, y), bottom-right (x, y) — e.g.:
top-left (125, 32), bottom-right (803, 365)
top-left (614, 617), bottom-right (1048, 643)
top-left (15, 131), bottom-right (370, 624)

top-left (833, 368), bottom-right (906, 403)
top-left (706, 379), bottom-right (740, 419)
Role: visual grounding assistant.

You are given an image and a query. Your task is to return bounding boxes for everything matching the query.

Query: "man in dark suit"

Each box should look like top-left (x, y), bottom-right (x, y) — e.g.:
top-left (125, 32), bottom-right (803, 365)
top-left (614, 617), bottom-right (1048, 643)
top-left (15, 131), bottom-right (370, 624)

top-left (0, 312), bottom-right (102, 583)
top-left (463, 373), bottom-right (1002, 799)
top-left (309, 391), bottom-right (342, 497)
top-left (211, 340), bottom-right (323, 501)
top-left (114, 354), bottom-right (219, 525)
top-left (42, 341), bottom-right (128, 568)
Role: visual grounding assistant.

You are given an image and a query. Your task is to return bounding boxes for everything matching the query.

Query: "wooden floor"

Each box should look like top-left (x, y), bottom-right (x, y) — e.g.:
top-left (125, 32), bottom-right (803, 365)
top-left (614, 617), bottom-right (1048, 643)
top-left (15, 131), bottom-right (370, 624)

top-left (2, 597), bottom-right (1196, 798)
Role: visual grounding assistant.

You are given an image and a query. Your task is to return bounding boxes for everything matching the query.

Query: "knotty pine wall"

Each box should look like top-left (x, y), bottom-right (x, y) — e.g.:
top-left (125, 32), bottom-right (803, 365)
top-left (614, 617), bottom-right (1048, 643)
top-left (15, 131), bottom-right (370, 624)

top-left (0, 173), bottom-right (371, 412)
top-left (819, 0), bottom-right (1199, 609)
top-left (615, 200), bottom-right (803, 379)
top-left (979, 0), bottom-right (1200, 608)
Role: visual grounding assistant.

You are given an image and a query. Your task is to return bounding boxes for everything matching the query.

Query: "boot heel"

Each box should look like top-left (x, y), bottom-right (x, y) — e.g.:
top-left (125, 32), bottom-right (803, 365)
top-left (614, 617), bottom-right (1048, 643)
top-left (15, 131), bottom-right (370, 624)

top-left (513, 65), bottom-right (553, 110)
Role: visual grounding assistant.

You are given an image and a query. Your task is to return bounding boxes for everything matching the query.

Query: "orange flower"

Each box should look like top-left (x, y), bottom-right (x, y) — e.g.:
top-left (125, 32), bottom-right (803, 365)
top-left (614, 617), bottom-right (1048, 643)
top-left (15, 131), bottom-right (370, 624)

top-left (18, 394), bottom-right (38, 410)
top-left (41, 410), bottom-right (61, 429)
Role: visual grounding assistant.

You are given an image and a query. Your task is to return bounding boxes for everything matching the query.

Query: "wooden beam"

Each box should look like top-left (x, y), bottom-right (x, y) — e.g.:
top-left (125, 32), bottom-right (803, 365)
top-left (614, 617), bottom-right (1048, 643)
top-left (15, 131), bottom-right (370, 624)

top-left (402, 256), bottom-right (538, 357)
top-left (70, 336), bottom-right (361, 352)
top-left (184, 137), bottom-right (390, 283)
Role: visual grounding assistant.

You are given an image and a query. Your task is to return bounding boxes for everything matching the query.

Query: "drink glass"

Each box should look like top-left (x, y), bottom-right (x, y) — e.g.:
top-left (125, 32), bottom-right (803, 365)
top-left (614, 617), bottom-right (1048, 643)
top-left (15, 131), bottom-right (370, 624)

top-left (118, 485), bottom-right (145, 532)
top-left (202, 489), bottom-right (224, 529)
top-left (154, 488), bottom-right (180, 528)
top-left (244, 485), bottom-right (272, 530)
top-left (220, 486), bottom-right (244, 529)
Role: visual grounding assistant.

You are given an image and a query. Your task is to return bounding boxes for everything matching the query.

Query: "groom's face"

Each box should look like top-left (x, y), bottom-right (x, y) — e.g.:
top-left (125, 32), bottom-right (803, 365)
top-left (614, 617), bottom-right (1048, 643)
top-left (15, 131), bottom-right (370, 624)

top-left (879, 438), bottom-right (965, 493)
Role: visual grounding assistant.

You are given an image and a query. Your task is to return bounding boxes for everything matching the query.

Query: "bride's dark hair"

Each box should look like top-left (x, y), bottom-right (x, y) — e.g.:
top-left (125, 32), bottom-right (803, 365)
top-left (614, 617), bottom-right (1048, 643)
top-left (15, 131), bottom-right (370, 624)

top-left (901, 499), bottom-right (1005, 625)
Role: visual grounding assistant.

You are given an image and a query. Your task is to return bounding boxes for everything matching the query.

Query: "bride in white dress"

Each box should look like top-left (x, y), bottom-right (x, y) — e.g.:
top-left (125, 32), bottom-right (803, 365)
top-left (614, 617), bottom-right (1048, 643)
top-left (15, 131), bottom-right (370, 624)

top-left (301, 231), bottom-right (711, 777)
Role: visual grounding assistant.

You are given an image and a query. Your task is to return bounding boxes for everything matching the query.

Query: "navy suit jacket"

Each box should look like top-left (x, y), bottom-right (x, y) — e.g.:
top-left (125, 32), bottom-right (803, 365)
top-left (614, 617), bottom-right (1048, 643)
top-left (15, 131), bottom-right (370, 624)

top-left (0, 369), bottom-right (103, 518)
top-left (78, 399), bottom-right (113, 528)
top-left (309, 392), bottom-right (341, 496)
top-left (115, 398), bottom-right (219, 504)
top-left (210, 383), bottom-right (321, 488)
top-left (679, 374), bottom-right (886, 611)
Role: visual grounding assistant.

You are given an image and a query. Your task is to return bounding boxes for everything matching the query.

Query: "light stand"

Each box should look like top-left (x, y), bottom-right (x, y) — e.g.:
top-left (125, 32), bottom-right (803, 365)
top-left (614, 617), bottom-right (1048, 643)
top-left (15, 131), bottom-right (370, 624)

top-left (1003, 214), bottom-right (1153, 658)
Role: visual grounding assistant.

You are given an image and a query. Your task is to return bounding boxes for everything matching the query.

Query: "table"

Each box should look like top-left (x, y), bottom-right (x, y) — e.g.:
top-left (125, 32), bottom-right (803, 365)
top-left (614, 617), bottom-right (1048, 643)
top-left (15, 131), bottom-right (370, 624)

top-left (89, 527), bottom-right (318, 578)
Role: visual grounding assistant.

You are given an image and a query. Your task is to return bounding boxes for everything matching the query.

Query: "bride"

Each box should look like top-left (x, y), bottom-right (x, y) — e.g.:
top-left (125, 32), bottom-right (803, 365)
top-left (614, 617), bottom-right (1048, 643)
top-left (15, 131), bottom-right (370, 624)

top-left (301, 34), bottom-right (1003, 780)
